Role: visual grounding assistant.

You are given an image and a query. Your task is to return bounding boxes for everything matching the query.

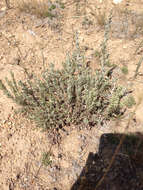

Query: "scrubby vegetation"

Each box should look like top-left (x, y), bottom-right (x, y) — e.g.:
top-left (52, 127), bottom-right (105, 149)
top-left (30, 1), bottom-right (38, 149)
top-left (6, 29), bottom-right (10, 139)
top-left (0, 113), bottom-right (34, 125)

top-left (0, 20), bottom-right (135, 132)
top-left (15, 0), bottom-right (64, 18)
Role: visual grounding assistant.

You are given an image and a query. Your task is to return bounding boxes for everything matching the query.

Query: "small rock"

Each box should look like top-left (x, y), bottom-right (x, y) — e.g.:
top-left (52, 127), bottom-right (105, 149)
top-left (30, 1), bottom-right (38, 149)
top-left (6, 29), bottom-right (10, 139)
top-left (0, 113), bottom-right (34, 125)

top-left (0, 11), bottom-right (6, 18)
top-left (28, 30), bottom-right (36, 36)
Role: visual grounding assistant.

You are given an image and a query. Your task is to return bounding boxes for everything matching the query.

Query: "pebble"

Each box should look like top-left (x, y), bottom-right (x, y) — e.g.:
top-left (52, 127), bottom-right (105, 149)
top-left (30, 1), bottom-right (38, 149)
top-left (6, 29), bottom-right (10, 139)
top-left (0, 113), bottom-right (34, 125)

top-left (2, 120), bottom-right (6, 124)
top-left (0, 11), bottom-right (6, 18)
top-left (28, 30), bottom-right (36, 36)
top-left (8, 121), bottom-right (12, 126)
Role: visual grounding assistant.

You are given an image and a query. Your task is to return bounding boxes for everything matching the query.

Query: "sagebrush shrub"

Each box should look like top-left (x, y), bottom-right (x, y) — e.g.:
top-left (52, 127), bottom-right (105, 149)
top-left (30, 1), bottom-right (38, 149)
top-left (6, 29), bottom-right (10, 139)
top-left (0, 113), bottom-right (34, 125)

top-left (0, 47), bottom-right (134, 130)
top-left (0, 14), bottom-right (135, 130)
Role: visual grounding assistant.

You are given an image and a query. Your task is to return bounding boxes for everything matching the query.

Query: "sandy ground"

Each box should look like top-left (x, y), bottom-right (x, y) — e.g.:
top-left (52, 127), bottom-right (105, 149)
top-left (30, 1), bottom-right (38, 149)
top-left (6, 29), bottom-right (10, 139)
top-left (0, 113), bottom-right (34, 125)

top-left (0, 0), bottom-right (143, 189)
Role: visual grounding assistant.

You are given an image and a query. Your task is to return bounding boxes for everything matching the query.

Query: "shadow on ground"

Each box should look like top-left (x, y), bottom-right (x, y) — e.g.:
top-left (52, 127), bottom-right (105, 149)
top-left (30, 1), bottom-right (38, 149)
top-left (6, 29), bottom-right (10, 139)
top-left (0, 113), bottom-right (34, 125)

top-left (71, 132), bottom-right (143, 190)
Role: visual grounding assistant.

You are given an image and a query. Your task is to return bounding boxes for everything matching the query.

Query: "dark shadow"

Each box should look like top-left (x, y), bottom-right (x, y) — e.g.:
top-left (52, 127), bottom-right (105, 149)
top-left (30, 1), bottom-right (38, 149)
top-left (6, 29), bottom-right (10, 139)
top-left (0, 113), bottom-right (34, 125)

top-left (71, 132), bottom-right (143, 190)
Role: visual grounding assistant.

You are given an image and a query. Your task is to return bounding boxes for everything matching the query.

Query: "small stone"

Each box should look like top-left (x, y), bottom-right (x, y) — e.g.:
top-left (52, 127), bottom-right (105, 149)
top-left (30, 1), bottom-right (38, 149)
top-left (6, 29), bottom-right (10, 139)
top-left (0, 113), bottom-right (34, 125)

top-left (1, 7), bottom-right (6, 11)
top-left (8, 122), bottom-right (12, 126)
top-left (58, 153), bottom-right (62, 158)
top-left (0, 11), bottom-right (6, 18)
top-left (123, 45), bottom-right (127, 49)
top-left (2, 120), bottom-right (6, 124)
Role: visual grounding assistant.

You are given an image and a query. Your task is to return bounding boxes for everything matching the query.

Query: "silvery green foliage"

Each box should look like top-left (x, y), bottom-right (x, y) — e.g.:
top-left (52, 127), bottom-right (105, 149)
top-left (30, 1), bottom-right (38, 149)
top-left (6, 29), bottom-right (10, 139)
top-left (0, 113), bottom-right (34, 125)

top-left (0, 12), bottom-right (135, 130)
top-left (0, 48), bottom-right (133, 130)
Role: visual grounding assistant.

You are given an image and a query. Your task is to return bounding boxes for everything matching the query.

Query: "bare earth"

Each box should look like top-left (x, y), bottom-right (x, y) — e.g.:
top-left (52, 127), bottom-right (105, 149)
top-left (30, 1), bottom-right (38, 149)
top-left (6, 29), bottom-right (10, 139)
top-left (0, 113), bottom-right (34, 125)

top-left (0, 0), bottom-right (143, 189)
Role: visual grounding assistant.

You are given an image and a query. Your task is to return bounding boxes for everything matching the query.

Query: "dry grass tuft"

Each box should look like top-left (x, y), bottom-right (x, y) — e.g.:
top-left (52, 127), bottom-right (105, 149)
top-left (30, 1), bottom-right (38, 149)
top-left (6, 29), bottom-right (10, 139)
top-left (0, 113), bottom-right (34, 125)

top-left (15, 0), bottom-right (62, 18)
top-left (95, 9), bottom-right (107, 27)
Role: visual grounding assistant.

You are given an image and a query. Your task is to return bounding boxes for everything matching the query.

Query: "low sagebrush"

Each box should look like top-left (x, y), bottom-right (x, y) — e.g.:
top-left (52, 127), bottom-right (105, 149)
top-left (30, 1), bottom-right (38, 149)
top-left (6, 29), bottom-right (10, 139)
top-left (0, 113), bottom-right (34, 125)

top-left (0, 47), bottom-right (134, 131)
top-left (0, 14), bottom-right (135, 131)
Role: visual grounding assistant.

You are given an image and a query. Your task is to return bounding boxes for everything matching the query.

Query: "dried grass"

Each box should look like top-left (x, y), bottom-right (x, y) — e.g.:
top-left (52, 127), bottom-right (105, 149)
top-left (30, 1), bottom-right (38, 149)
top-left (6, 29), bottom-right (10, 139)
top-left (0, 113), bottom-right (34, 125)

top-left (15, 0), bottom-right (57, 18)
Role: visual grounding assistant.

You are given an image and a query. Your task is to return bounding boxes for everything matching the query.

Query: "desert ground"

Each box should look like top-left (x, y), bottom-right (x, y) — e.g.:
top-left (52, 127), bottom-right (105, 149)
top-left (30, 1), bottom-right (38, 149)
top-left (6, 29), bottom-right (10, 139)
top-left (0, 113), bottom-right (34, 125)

top-left (0, 0), bottom-right (143, 189)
